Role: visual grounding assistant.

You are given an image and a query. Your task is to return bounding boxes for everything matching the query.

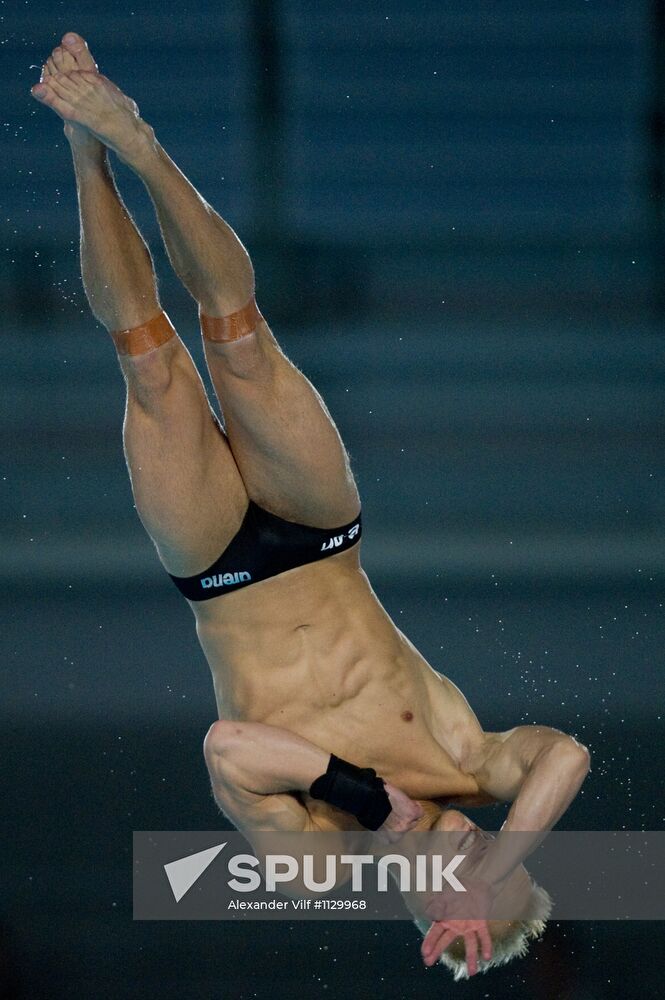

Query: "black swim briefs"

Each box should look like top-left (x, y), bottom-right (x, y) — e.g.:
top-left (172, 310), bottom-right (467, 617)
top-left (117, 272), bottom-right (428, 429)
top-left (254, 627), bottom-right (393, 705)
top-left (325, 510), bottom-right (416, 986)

top-left (168, 501), bottom-right (362, 601)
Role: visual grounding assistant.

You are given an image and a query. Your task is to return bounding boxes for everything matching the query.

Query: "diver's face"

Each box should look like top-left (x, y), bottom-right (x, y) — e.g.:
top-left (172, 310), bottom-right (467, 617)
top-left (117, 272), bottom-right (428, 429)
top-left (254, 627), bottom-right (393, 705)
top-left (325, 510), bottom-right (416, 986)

top-left (439, 809), bottom-right (533, 918)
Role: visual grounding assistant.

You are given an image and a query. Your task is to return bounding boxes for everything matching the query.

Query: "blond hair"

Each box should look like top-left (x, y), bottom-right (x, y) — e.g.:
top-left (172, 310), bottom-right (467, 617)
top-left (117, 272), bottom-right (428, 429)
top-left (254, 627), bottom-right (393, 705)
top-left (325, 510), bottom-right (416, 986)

top-left (414, 883), bottom-right (552, 981)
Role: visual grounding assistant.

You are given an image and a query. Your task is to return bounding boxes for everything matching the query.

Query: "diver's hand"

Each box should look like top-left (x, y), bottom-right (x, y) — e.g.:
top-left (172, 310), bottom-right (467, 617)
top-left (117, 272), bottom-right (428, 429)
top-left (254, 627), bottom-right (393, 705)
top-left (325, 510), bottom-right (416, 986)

top-left (375, 782), bottom-right (424, 842)
top-left (421, 918), bottom-right (493, 975)
top-left (421, 878), bottom-right (496, 974)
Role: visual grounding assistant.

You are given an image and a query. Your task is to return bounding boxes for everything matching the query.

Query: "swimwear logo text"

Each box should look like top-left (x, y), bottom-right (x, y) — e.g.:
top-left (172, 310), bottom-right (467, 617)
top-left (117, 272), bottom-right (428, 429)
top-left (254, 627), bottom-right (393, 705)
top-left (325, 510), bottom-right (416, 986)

top-left (321, 522), bottom-right (361, 551)
top-left (201, 571), bottom-right (252, 589)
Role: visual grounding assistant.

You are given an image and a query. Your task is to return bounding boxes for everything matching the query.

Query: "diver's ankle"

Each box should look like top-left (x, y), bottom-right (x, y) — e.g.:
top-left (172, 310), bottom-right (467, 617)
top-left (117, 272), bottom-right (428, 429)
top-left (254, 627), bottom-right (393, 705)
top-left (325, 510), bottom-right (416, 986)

top-left (115, 118), bottom-right (157, 173)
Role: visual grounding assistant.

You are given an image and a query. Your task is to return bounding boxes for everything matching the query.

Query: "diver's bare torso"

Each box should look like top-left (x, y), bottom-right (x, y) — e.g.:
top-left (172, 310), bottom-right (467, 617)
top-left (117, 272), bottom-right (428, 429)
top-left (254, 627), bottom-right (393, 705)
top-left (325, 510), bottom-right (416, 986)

top-left (192, 544), bottom-right (488, 814)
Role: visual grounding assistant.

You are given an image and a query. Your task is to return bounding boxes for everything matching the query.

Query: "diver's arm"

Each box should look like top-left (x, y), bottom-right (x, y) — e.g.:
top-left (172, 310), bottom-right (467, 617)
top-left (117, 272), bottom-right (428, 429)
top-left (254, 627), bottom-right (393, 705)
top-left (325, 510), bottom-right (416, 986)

top-left (203, 719), bottom-right (423, 835)
top-left (204, 719), bottom-right (330, 795)
top-left (471, 725), bottom-right (590, 886)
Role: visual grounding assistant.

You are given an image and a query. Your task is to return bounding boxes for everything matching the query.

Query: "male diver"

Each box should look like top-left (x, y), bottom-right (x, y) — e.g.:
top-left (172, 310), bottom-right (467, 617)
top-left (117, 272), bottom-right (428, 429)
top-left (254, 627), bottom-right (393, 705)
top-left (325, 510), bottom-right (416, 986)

top-left (31, 33), bottom-right (590, 979)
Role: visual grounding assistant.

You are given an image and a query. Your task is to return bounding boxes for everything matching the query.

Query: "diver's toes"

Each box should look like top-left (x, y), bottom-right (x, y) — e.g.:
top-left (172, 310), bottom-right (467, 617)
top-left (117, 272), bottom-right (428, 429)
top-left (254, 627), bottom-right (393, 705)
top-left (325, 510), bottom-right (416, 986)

top-left (62, 31), bottom-right (84, 51)
top-left (61, 32), bottom-right (98, 71)
top-left (52, 44), bottom-right (77, 73)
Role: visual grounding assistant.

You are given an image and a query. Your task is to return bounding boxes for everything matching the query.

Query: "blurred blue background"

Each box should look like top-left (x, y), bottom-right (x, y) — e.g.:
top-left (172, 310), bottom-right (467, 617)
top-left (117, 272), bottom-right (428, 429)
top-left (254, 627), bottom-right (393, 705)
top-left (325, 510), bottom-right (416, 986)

top-left (1, 2), bottom-right (664, 998)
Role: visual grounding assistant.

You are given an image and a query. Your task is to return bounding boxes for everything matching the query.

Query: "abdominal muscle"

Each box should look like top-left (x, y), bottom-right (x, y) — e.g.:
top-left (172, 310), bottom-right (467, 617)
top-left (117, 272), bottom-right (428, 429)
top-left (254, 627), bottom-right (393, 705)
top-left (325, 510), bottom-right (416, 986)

top-left (193, 547), bottom-right (484, 804)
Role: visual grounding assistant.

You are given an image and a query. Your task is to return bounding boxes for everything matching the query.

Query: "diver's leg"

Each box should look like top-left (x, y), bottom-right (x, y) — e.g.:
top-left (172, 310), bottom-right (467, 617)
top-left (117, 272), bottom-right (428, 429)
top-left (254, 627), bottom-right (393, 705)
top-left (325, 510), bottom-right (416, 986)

top-left (31, 53), bottom-right (359, 525)
top-left (72, 142), bottom-right (247, 575)
top-left (130, 128), bottom-right (359, 525)
top-left (34, 42), bottom-right (247, 575)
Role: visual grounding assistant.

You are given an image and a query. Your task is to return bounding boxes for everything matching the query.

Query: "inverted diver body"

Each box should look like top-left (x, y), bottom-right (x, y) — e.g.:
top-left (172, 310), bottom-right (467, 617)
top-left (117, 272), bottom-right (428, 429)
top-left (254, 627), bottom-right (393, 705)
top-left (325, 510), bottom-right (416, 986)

top-left (31, 32), bottom-right (590, 979)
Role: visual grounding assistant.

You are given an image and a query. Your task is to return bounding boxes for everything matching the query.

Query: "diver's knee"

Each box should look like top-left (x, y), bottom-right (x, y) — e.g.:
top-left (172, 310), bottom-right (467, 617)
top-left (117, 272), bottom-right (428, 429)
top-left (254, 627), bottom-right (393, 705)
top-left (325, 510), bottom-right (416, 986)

top-left (204, 324), bottom-right (280, 382)
top-left (111, 310), bottom-right (182, 403)
top-left (200, 298), bottom-right (281, 382)
top-left (122, 342), bottom-right (195, 416)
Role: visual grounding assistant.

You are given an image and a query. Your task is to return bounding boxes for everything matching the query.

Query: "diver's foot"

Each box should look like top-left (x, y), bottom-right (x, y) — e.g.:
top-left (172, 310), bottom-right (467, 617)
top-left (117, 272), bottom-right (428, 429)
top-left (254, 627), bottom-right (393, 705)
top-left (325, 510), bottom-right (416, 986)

top-left (39, 33), bottom-right (103, 155)
top-left (31, 46), bottom-right (153, 168)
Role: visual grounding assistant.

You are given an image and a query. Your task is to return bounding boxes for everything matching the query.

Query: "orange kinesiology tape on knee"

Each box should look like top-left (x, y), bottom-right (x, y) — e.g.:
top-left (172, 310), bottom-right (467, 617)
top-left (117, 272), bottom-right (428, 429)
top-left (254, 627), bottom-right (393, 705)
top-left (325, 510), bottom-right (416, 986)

top-left (199, 297), bottom-right (263, 343)
top-left (111, 311), bottom-right (176, 356)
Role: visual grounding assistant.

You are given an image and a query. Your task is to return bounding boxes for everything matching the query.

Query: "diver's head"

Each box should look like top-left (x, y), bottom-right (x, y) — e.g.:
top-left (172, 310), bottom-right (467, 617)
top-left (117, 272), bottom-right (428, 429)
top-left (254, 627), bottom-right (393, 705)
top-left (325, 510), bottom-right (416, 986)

top-left (417, 808), bottom-right (553, 980)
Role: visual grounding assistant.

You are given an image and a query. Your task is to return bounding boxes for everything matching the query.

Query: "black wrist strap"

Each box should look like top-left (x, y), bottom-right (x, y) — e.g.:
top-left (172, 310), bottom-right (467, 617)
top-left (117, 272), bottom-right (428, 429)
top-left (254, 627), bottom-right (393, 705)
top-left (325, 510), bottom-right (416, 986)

top-left (309, 754), bottom-right (392, 831)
